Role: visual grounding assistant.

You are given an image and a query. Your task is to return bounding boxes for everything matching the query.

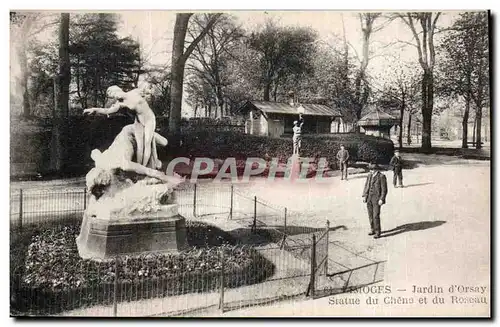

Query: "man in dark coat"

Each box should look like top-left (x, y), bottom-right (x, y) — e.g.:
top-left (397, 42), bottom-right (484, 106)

top-left (336, 144), bottom-right (350, 180)
top-left (362, 162), bottom-right (388, 239)
top-left (389, 150), bottom-right (404, 188)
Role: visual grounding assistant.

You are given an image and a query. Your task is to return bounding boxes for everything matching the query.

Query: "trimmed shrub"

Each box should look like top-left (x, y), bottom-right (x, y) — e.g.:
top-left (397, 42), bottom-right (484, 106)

top-left (174, 131), bottom-right (394, 166)
top-left (11, 116), bottom-right (393, 178)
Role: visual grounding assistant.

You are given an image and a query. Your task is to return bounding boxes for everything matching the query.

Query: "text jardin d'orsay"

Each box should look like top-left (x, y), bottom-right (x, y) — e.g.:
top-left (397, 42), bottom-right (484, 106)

top-left (328, 284), bottom-right (488, 306)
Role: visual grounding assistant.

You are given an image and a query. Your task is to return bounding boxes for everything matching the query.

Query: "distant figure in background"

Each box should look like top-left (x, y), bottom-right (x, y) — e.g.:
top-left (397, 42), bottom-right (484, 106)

top-left (292, 114), bottom-right (305, 156)
top-left (390, 150), bottom-right (404, 188)
top-left (362, 162), bottom-right (388, 239)
top-left (336, 144), bottom-right (350, 180)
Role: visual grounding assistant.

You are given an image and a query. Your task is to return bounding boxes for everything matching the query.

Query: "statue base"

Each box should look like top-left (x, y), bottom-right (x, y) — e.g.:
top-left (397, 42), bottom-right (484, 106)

top-left (76, 204), bottom-right (188, 260)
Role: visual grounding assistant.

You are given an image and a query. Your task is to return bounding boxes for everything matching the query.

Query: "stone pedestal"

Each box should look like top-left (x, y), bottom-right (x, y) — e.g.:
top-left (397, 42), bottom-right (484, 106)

top-left (289, 155), bottom-right (302, 180)
top-left (76, 204), bottom-right (188, 260)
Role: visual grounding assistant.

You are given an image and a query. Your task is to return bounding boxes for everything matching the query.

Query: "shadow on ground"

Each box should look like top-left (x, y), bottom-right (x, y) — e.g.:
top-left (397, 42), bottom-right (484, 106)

top-left (228, 225), bottom-right (348, 246)
top-left (381, 220), bottom-right (446, 238)
top-left (345, 174), bottom-right (369, 180)
top-left (401, 182), bottom-right (434, 188)
top-left (269, 225), bottom-right (348, 236)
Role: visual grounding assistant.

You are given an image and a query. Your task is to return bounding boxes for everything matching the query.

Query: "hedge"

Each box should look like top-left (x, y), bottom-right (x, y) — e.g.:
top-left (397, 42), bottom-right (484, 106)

top-left (11, 116), bottom-right (394, 178)
top-left (174, 131), bottom-right (394, 167)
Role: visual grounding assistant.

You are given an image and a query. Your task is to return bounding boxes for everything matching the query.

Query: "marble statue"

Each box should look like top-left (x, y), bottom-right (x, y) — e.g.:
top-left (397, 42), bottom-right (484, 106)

top-left (77, 87), bottom-right (188, 259)
top-left (84, 85), bottom-right (161, 170)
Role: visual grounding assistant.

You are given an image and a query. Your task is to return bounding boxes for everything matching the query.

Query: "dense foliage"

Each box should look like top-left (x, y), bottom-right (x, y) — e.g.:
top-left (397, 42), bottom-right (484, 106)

top-left (176, 131), bottom-right (394, 165)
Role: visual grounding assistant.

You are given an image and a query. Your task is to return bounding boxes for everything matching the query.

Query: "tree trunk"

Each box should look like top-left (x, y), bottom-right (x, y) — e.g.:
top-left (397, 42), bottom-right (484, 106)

top-left (475, 111), bottom-right (482, 149)
top-left (475, 50), bottom-right (485, 149)
top-left (407, 114), bottom-right (412, 145)
top-left (485, 117), bottom-right (488, 142)
top-left (50, 13), bottom-right (70, 173)
top-left (214, 86), bottom-right (224, 118)
top-left (263, 82), bottom-right (271, 101)
top-left (420, 70), bottom-right (433, 151)
top-left (462, 98), bottom-right (470, 148)
top-left (399, 95), bottom-right (405, 149)
top-left (472, 117), bottom-right (476, 145)
top-left (169, 13), bottom-right (221, 142)
top-left (58, 14), bottom-right (71, 118)
top-left (169, 14), bottom-right (192, 141)
top-left (272, 81), bottom-right (279, 102)
top-left (18, 47), bottom-right (31, 117)
top-left (224, 99), bottom-right (230, 116)
top-left (354, 73), bottom-right (363, 120)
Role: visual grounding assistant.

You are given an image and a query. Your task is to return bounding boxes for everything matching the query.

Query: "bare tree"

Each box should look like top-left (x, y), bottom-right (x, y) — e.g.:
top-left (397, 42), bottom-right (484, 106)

top-left (354, 13), bottom-right (380, 123)
top-left (470, 14), bottom-right (489, 149)
top-left (348, 13), bottom-right (395, 130)
top-left (377, 66), bottom-right (420, 148)
top-left (439, 12), bottom-right (489, 148)
top-left (10, 12), bottom-right (58, 117)
top-left (187, 14), bottom-right (244, 119)
top-left (398, 12), bottom-right (441, 151)
top-left (168, 13), bottom-right (222, 139)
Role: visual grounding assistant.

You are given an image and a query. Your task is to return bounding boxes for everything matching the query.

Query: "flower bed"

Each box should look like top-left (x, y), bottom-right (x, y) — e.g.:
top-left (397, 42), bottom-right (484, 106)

top-left (11, 221), bottom-right (274, 315)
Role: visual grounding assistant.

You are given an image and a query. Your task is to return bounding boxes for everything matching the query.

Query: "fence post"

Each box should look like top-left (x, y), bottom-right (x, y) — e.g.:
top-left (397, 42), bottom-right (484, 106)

top-left (280, 207), bottom-right (287, 250)
top-left (229, 184), bottom-right (234, 220)
top-left (18, 189), bottom-right (23, 231)
top-left (83, 188), bottom-right (87, 210)
top-left (325, 220), bottom-right (330, 276)
top-left (218, 248), bottom-right (225, 312)
top-left (284, 207), bottom-right (287, 235)
top-left (307, 234), bottom-right (316, 298)
top-left (113, 257), bottom-right (119, 317)
top-left (193, 183), bottom-right (197, 217)
top-left (252, 196), bottom-right (257, 234)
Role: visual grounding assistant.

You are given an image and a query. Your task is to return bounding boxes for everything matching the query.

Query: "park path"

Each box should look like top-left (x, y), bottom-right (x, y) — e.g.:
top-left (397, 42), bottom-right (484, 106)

top-left (10, 155), bottom-right (491, 317)
top-left (216, 160), bottom-right (491, 317)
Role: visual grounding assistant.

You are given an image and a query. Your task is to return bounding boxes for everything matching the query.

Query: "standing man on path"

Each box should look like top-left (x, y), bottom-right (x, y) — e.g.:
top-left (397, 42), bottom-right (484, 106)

top-left (390, 150), bottom-right (404, 188)
top-left (336, 144), bottom-right (350, 180)
top-left (362, 163), bottom-right (388, 239)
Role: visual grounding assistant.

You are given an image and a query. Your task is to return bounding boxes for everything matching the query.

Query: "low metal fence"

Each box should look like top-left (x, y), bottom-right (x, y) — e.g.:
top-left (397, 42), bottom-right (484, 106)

top-left (10, 183), bottom-right (384, 316)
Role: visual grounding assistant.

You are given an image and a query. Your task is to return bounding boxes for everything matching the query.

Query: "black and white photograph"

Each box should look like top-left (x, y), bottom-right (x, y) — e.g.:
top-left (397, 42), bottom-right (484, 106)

top-left (8, 9), bottom-right (491, 317)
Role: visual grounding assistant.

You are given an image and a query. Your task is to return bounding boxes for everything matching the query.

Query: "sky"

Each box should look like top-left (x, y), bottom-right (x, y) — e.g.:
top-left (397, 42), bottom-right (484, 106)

top-left (117, 11), bottom-right (459, 115)
top-left (10, 10), bottom-right (465, 115)
top-left (117, 11), bottom-right (459, 81)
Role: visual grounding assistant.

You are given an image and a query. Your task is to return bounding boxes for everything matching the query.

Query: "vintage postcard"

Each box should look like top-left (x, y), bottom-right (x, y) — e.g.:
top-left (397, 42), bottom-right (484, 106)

top-left (9, 10), bottom-right (491, 318)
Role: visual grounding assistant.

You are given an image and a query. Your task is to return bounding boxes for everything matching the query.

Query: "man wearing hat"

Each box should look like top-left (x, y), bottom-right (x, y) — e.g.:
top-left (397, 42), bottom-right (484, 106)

top-left (336, 144), bottom-right (350, 180)
top-left (389, 150), bottom-right (404, 188)
top-left (362, 162), bottom-right (388, 239)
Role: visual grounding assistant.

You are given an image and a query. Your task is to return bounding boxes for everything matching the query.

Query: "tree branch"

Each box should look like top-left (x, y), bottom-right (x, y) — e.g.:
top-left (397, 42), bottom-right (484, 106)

top-left (182, 13), bottom-right (223, 62)
top-left (347, 41), bottom-right (361, 63)
top-left (429, 12), bottom-right (441, 68)
top-left (401, 13), bottom-right (426, 69)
